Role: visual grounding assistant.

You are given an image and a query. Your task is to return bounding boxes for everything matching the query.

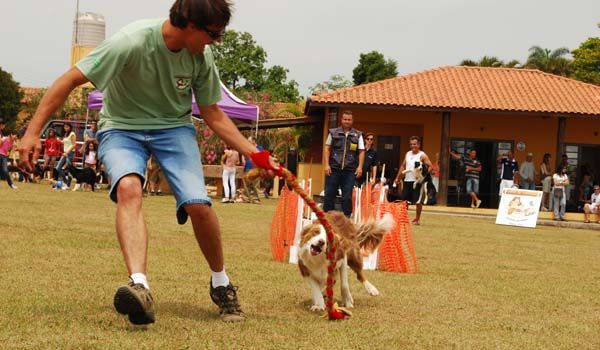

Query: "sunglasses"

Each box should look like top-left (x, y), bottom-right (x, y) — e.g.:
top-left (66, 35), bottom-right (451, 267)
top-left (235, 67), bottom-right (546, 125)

top-left (198, 24), bottom-right (226, 40)
top-left (366, 138), bottom-right (374, 141)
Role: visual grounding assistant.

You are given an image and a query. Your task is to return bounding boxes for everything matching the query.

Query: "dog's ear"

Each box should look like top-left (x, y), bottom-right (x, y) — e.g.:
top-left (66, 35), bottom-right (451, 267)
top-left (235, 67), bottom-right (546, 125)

top-left (299, 225), bottom-right (320, 246)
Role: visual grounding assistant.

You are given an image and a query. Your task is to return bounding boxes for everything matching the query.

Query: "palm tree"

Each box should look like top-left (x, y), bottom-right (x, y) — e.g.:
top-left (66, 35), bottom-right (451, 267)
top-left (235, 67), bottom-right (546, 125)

top-left (525, 46), bottom-right (572, 76)
top-left (459, 56), bottom-right (521, 68)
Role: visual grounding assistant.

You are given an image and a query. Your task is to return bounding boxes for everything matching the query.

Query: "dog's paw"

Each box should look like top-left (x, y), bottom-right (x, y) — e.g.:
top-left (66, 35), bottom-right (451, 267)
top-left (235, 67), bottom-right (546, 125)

top-left (342, 298), bottom-right (354, 309)
top-left (310, 304), bottom-right (325, 312)
top-left (363, 281), bottom-right (380, 296)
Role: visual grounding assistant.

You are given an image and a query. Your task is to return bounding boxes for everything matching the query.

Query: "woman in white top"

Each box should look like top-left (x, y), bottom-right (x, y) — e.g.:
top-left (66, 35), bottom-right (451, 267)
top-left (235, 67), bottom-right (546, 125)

top-left (552, 164), bottom-right (570, 221)
top-left (221, 145), bottom-right (239, 203)
top-left (55, 122), bottom-right (77, 189)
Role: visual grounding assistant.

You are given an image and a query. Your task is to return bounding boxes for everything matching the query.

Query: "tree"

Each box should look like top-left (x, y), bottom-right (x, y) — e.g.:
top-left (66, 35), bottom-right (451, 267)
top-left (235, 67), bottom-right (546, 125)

top-left (459, 56), bottom-right (521, 68)
top-left (262, 65), bottom-right (300, 102)
top-left (352, 51), bottom-right (398, 85)
top-left (211, 31), bottom-right (267, 91)
top-left (211, 30), bottom-right (300, 102)
top-left (525, 46), bottom-right (572, 76)
top-left (0, 67), bottom-right (23, 131)
top-left (571, 37), bottom-right (600, 85)
top-left (309, 74), bottom-right (352, 95)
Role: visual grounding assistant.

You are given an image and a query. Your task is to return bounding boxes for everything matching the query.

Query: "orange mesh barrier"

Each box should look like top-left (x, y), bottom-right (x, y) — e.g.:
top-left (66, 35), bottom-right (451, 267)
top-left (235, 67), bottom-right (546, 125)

top-left (270, 186), bottom-right (299, 262)
top-left (377, 202), bottom-right (418, 273)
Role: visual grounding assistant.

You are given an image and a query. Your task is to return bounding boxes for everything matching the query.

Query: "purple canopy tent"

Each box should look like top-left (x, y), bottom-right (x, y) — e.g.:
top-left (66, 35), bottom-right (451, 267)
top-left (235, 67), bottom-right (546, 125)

top-left (87, 81), bottom-right (260, 133)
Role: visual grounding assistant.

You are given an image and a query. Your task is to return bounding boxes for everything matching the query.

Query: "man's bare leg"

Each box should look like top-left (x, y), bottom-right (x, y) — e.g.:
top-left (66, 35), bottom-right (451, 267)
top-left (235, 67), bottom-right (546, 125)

top-left (416, 203), bottom-right (422, 222)
top-left (113, 174), bottom-right (155, 325)
top-left (115, 175), bottom-right (148, 275)
top-left (186, 203), bottom-right (224, 272)
top-left (186, 203), bottom-right (245, 322)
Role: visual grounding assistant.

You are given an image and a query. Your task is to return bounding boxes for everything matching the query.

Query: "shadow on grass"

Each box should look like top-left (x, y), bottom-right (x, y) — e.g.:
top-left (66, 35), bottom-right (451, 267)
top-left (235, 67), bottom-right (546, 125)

top-left (159, 301), bottom-right (217, 321)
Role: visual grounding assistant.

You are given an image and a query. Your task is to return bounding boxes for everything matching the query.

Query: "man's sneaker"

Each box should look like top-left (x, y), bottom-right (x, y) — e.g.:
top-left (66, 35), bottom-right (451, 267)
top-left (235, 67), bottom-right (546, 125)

top-left (113, 282), bottom-right (155, 325)
top-left (10, 184), bottom-right (18, 190)
top-left (476, 199), bottom-right (482, 208)
top-left (221, 197), bottom-right (229, 203)
top-left (209, 281), bottom-right (245, 322)
top-left (411, 218), bottom-right (420, 226)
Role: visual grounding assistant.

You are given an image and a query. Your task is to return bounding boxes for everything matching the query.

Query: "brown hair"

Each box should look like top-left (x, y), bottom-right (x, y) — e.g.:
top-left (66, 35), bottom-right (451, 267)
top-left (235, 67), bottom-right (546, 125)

top-left (169, 0), bottom-right (232, 29)
top-left (342, 110), bottom-right (353, 117)
top-left (409, 136), bottom-right (421, 144)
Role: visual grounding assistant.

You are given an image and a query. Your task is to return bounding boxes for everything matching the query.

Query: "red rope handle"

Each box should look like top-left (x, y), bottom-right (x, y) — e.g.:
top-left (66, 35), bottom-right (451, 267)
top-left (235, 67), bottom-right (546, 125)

top-left (248, 151), bottom-right (347, 320)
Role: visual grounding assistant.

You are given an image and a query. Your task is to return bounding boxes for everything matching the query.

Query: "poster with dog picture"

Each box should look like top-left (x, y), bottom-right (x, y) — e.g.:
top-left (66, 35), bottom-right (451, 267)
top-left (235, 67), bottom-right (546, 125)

top-left (496, 188), bottom-right (543, 228)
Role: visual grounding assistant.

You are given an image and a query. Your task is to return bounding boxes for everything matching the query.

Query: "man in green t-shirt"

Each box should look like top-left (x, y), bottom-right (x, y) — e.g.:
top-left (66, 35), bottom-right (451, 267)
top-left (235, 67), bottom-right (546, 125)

top-left (20, 0), bottom-right (275, 325)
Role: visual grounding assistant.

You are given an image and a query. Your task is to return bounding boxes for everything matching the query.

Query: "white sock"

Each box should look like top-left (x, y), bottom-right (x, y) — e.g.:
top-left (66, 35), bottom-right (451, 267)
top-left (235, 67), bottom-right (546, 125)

top-left (211, 269), bottom-right (230, 288)
top-left (130, 273), bottom-right (149, 290)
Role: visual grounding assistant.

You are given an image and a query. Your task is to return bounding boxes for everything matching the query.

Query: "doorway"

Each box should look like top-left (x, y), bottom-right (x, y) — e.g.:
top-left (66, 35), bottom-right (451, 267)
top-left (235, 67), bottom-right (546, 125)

top-left (449, 138), bottom-right (513, 208)
top-left (376, 135), bottom-right (401, 181)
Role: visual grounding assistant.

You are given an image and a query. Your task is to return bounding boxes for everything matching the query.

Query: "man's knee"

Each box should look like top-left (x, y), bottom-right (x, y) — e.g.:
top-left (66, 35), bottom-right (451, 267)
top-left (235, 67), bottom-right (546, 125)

top-left (116, 175), bottom-right (143, 203)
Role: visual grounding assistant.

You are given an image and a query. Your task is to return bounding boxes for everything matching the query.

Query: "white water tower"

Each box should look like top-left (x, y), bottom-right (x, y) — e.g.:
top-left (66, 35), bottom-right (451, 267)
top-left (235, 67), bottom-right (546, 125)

top-left (71, 11), bottom-right (105, 67)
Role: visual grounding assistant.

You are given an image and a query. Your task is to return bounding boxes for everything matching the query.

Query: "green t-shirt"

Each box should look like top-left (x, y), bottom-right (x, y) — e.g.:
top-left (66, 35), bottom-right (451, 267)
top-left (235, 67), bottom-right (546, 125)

top-left (76, 18), bottom-right (221, 130)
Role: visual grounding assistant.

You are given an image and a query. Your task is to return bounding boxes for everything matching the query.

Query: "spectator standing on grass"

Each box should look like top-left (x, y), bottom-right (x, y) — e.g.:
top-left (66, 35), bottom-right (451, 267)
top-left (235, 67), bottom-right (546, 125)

top-left (540, 153), bottom-right (552, 211)
top-left (356, 132), bottom-right (377, 187)
top-left (519, 152), bottom-right (536, 191)
top-left (451, 149), bottom-right (482, 208)
top-left (0, 132), bottom-right (18, 189)
top-left (393, 136), bottom-right (433, 225)
top-left (431, 152), bottom-right (440, 192)
top-left (84, 142), bottom-right (98, 171)
top-left (583, 185), bottom-right (600, 224)
top-left (323, 110), bottom-right (365, 217)
top-left (147, 155), bottom-right (162, 196)
top-left (55, 123), bottom-right (76, 190)
top-left (552, 164), bottom-right (570, 221)
top-left (498, 150), bottom-right (518, 197)
top-left (19, 0), bottom-right (278, 325)
top-left (220, 145), bottom-right (238, 203)
top-left (241, 136), bottom-right (263, 204)
top-left (43, 129), bottom-right (61, 180)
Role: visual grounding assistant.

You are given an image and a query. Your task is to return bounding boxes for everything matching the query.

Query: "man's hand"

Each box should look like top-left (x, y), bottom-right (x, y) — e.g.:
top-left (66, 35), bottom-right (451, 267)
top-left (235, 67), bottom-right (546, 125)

top-left (18, 133), bottom-right (42, 172)
top-left (324, 165), bottom-right (331, 176)
top-left (355, 168), bottom-right (362, 179)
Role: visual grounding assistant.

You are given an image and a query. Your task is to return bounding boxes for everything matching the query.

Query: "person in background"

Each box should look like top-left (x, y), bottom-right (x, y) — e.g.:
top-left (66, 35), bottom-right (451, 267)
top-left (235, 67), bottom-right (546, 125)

top-left (81, 121), bottom-right (98, 156)
top-left (431, 152), bottom-right (440, 192)
top-left (147, 155), bottom-right (162, 196)
top-left (356, 132), bottom-right (378, 187)
top-left (451, 149), bottom-right (482, 209)
top-left (519, 152), bottom-right (536, 191)
top-left (42, 129), bottom-right (61, 180)
top-left (220, 145), bottom-right (239, 203)
top-left (497, 150), bottom-right (518, 197)
top-left (578, 173), bottom-right (594, 211)
top-left (84, 141), bottom-right (98, 171)
top-left (0, 132), bottom-right (18, 189)
top-left (540, 153), bottom-right (552, 211)
top-left (394, 136), bottom-right (433, 225)
top-left (241, 136), bottom-right (263, 204)
top-left (55, 123), bottom-right (76, 190)
top-left (583, 185), bottom-right (600, 224)
top-left (552, 164), bottom-right (570, 221)
top-left (323, 110), bottom-right (365, 217)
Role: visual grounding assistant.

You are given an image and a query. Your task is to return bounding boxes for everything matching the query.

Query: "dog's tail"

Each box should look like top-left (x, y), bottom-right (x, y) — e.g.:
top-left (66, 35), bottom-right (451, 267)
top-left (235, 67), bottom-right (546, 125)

top-left (356, 213), bottom-right (395, 253)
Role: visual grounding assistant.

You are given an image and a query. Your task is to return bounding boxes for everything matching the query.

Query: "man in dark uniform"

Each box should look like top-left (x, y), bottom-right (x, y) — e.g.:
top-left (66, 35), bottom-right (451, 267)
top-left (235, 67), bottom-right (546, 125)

top-left (323, 110), bottom-right (365, 217)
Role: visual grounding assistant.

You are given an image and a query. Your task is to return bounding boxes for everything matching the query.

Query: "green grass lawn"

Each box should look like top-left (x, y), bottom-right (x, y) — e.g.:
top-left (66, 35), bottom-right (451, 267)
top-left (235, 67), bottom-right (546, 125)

top-left (1, 183), bottom-right (599, 349)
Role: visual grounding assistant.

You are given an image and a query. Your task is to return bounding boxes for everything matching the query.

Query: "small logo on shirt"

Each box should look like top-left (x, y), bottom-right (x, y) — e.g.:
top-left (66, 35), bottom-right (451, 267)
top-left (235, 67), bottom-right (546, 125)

top-left (175, 77), bottom-right (192, 90)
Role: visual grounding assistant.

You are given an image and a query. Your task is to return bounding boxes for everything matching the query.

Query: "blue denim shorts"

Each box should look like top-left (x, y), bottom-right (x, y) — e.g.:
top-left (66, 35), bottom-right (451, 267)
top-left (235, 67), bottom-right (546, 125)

top-left (97, 124), bottom-right (210, 225)
top-left (466, 177), bottom-right (479, 194)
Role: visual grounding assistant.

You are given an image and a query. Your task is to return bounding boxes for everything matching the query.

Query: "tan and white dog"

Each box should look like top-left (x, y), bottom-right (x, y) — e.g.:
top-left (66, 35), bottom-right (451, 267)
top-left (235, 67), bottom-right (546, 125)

top-left (297, 211), bottom-right (394, 311)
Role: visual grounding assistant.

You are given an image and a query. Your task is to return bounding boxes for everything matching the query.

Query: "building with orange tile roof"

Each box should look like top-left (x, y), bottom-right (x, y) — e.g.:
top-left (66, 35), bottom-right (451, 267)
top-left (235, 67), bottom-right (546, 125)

top-left (304, 66), bottom-right (600, 210)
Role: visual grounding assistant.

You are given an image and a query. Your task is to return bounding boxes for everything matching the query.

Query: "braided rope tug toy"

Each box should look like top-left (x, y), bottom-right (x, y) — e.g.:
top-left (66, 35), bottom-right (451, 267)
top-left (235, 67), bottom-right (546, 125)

top-left (248, 150), bottom-right (350, 320)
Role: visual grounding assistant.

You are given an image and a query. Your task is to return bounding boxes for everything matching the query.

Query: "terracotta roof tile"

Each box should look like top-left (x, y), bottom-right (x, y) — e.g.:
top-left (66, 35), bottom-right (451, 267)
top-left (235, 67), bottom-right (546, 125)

top-left (309, 66), bottom-right (600, 116)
